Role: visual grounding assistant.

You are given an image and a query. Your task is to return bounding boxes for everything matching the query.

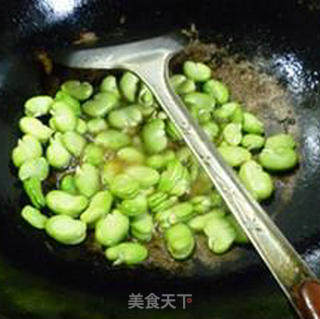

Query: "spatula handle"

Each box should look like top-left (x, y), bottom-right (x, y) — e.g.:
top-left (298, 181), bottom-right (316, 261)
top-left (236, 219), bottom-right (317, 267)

top-left (121, 48), bottom-right (320, 319)
top-left (293, 280), bottom-right (320, 319)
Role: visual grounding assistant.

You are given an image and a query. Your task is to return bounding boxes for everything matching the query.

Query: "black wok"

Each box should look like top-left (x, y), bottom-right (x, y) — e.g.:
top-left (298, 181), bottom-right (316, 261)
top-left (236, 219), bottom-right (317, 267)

top-left (0, 0), bottom-right (320, 318)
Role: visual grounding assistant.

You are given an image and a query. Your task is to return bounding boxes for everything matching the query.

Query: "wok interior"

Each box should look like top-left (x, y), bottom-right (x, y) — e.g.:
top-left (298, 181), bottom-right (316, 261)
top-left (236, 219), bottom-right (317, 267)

top-left (0, 0), bottom-right (320, 318)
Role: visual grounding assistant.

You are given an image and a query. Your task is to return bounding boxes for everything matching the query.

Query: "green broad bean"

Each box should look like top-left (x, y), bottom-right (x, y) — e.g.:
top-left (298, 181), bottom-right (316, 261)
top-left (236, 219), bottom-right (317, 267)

top-left (239, 160), bottom-right (274, 201)
top-left (223, 123), bottom-right (242, 146)
top-left (120, 72), bottom-right (139, 102)
top-left (265, 133), bottom-right (296, 150)
top-left (214, 102), bottom-right (240, 122)
top-left (62, 131), bottom-right (86, 157)
top-left (24, 95), bottom-right (53, 117)
top-left (87, 118), bottom-right (108, 135)
top-left (12, 135), bottom-right (42, 167)
top-left (108, 105), bottom-right (142, 129)
top-left (188, 209), bottom-right (225, 232)
top-left (100, 75), bottom-right (121, 98)
top-left (55, 91), bottom-right (81, 116)
top-left (166, 121), bottom-right (183, 141)
top-left (82, 92), bottom-right (119, 117)
top-left (101, 160), bottom-right (124, 185)
top-left (231, 106), bottom-right (244, 124)
top-left (80, 190), bottom-right (113, 225)
top-left (218, 145), bottom-right (252, 167)
top-left (176, 146), bottom-right (193, 164)
top-left (259, 147), bottom-right (298, 171)
top-left (183, 61), bottom-right (211, 82)
top-left (155, 202), bottom-right (194, 229)
top-left (137, 103), bottom-right (157, 118)
top-left (170, 74), bottom-right (187, 91)
top-left (190, 195), bottom-right (212, 214)
top-left (118, 193), bottom-right (148, 217)
top-left (21, 205), bottom-right (48, 230)
top-left (210, 191), bottom-right (224, 208)
top-left (82, 144), bottom-right (105, 166)
top-left (74, 163), bottom-right (100, 198)
top-left (165, 223), bottom-right (195, 260)
top-left (184, 92), bottom-right (216, 112)
top-left (226, 215), bottom-right (249, 244)
top-left (76, 119), bottom-right (88, 135)
top-left (203, 79), bottom-right (229, 104)
top-left (23, 177), bottom-right (46, 208)
top-left (158, 159), bottom-right (191, 196)
top-left (46, 134), bottom-right (72, 169)
top-left (148, 192), bottom-right (178, 213)
top-left (60, 175), bottom-right (77, 194)
top-left (61, 80), bottom-right (93, 100)
top-left (95, 129), bottom-right (131, 150)
top-left (95, 210), bottom-right (129, 246)
top-left (146, 150), bottom-right (175, 170)
top-left (202, 122), bottom-right (219, 140)
top-left (109, 174), bottom-right (140, 199)
top-left (50, 101), bottom-right (77, 132)
top-left (45, 215), bottom-right (87, 245)
top-left (138, 84), bottom-right (154, 106)
top-left (19, 117), bottom-right (53, 143)
top-left (142, 119), bottom-right (168, 154)
top-left (117, 147), bottom-right (145, 164)
top-left (46, 190), bottom-right (88, 217)
top-left (131, 214), bottom-right (154, 242)
top-left (18, 157), bottom-right (49, 181)
top-left (242, 112), bottom-right (264, 134)
top-left (125, 166), bottom-right (160, 188)
top-left (105, 242), bottom-right (148, 265)
top-left (170, 75), bottom-right (196, 95)
top-left (204, 215), bottom-right (236, 254)
top-left (241, 134), bottom-right (265, 151)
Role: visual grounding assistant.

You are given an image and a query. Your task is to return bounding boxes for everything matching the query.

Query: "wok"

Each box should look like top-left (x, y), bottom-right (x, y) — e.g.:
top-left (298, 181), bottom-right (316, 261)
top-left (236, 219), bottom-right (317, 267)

top-left (0, 0), bottom-right (320, 318)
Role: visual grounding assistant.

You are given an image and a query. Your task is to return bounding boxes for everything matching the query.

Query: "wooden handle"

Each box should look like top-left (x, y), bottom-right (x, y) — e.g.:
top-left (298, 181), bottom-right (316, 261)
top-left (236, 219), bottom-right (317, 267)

top-left (293, 280), bottom-right (320, 319)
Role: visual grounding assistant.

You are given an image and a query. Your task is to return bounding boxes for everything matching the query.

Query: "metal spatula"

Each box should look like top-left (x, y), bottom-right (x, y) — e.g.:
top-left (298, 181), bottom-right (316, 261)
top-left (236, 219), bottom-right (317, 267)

top-left (56, 33), bottom-right (320, 318)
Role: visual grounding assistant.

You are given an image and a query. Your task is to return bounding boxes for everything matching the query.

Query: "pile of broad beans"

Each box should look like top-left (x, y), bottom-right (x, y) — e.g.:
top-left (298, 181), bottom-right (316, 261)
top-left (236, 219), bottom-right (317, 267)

top-left (12, 60), bottom-right (299, 266)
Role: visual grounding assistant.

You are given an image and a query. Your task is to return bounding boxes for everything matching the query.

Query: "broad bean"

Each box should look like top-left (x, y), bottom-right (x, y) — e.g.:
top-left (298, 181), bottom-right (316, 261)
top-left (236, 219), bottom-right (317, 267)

top-left (95, 130), bottom-right (131, 150)
top-left (120, 72), bottom-right (139, 102)
top-left (239, 160), bottom-right (274, 201)
top-left (203, 79), bottom-right (229, 104)
top-left (165, 223), bottom-right (195, 260)
top-left (241, 134), bottom-right (265, 150)
top-left (242, 112), bottom-right (264, 134)
top-left (118, 193), bottom-right (147, 217)
top-left (62, 131), bottom-right (86, 157)
top-left (12, 135), bottom-right (42, 167)
top-left (82, 144), bottom-right (105, 166)
top-left (18, 157), bottom-right (49, 181)
top-left (24, 95), bottom-right (53, 117)
top-left (21, 205), bottom-right (48, 229)
top-left (105, 242), bottom-right (148, 265)
top-left (80, 190), bottom-right (113, 225)
top-left (222, 123), bottom-right (242, 146)
top-left (74, 163), bottom-right (100, 198)
top-left (131, 214), bottom-right (154, 242)
top-left (95, 210), bottom-right (129, 246)
top-left (183, 61), bottom-right (211, 82)
top-left (109, 174), bottom-right (140, 199)
top-left (82, 92), bottom-right (119, 117)
top-left (50, 101), bottom-right (77, 132)
top-left (204, 215), bottom-right (236, 254)
top-left (61, 80), bottom-right (93, 100)
top-left (19, 117), bottom-right (53, 143)
top-left (46, 190), bottom-right (88, 217)
top-left (218, 145), bottom-right (251, 167)
top-left (46, 134), bottom-right (72, 168)
top-left (45, 215), bottom-right (87, 245)
top-left (23, 177), bottom-right (46, 208)
top-left (142, 119), bottom-right (168, 154)
top-left (108, 105), bottom-right (142, 129)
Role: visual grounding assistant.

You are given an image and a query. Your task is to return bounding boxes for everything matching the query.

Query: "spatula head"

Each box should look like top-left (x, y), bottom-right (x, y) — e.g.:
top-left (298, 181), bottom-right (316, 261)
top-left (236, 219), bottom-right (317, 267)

top-left (55, 33), bottom-right (187, 70)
